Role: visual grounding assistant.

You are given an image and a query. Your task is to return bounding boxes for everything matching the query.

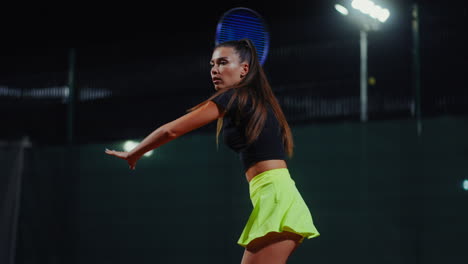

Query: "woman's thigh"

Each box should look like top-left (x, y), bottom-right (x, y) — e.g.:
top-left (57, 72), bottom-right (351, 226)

top-left (241, 231), bottom-right (302, 264)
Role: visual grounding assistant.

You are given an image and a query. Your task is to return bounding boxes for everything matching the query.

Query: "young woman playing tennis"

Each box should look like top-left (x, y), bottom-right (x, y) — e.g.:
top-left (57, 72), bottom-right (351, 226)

top-left (105, 38), bottom-right (320, 264)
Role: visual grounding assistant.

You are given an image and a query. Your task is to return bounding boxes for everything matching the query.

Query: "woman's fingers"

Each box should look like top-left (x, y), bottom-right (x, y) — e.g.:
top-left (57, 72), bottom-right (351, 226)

top-left (105, 149), bottom-right (128, 160)
top-left (127, 156), bottom-right (138, 170)
top-left (105, 148), bottom-right (138, 170)
top-left (105, 149), bottom-right (117, 156)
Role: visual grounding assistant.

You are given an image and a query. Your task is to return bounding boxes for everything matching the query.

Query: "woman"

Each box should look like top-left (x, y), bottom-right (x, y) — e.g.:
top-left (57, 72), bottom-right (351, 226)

top-left (105, 38), bottom-right (320, 263)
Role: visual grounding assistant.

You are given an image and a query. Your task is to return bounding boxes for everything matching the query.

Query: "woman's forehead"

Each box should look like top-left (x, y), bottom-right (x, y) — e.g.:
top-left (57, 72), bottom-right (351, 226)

top-left (211, 46), bottom-right (237, 60)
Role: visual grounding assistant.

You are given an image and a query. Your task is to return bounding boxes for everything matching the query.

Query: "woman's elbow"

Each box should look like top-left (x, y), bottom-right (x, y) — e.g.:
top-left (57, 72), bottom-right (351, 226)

top-left (163, 127), bottom-right (179, 139)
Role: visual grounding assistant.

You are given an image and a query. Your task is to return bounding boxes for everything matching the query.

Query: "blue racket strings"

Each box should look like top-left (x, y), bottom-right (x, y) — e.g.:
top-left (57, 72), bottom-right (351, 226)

top-left (216, 8), bottom-right (270, 65)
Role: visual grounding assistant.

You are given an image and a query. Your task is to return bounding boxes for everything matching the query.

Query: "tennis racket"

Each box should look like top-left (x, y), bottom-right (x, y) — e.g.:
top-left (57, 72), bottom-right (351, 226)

top-left (215, 7), bottom-right (270, 66)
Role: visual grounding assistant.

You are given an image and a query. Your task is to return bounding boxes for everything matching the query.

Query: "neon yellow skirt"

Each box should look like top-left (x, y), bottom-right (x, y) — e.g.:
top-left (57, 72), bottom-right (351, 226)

top-left (237, 168), bottom-right (320, 248)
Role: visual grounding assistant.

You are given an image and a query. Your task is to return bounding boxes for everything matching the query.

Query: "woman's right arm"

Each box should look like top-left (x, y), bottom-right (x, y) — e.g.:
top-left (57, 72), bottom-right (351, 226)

top-left (128, 100), bottom-right (225, 159)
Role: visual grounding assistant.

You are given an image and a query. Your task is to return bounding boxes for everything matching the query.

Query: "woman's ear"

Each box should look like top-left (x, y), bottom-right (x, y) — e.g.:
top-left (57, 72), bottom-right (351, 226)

top-left (240, 62), bottom-right (249, 78)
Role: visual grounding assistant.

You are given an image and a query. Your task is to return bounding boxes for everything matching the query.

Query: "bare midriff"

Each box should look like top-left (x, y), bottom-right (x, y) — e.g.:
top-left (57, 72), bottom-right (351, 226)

top-left (245, 159), bottom-right (288, 183)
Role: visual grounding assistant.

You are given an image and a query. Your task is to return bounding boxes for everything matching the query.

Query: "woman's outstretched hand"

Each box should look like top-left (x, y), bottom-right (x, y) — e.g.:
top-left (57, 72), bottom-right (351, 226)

top-left (105, 148), bottom-right (140, 170)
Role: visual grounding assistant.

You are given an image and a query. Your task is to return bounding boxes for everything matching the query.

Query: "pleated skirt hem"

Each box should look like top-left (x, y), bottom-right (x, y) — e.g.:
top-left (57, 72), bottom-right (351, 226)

top-left (237, 225), bottom-right (320, 248)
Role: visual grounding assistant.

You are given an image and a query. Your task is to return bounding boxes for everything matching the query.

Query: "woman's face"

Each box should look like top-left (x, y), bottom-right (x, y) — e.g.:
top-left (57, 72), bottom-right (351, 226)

top-left (210, 46), bottom-right (249, 91)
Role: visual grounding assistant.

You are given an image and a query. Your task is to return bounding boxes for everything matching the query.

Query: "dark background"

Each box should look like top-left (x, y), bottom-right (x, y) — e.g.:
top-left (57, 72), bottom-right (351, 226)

top-left (1, 1), bottom-right (467, 263)
top-left (1, 0), bottom-right (466, 144)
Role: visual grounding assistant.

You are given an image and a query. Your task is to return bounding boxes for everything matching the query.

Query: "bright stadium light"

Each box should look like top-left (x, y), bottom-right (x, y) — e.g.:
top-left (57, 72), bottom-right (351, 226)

top-left (335, 4), bottom-right (349, 15)
top-left (123, 140), bottom-right (153, 157)
top-left (334, 0), bottom-right (391, 121)
top-left (378, 9), bottom-right (390, 22)
top-left (351, 0), bottom-right (390, 22)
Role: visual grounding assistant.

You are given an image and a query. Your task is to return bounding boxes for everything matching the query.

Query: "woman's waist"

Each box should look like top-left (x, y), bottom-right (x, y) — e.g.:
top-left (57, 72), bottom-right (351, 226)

top-left (245, 159), bottom-right (288, 183)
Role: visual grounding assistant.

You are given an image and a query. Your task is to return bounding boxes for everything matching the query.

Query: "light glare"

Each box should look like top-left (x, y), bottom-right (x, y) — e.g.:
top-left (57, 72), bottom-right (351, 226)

top-left (123, 141), bottom-right (138, 152)
top-left (351, 0), bottom-right (390, 23)
top-left (123, 140), bottom-right (153, 157)
top-left (335, 4), bottom-right (349, 15)
top-left (379, 9), bottom-right (390, 22)
top-left (360, 1), bottom-right (375, 15)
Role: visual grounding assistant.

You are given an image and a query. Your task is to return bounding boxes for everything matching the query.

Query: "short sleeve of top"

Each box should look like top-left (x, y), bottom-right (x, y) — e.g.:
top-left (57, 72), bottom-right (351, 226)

top-left (210, 88), bottom-right (238, 116)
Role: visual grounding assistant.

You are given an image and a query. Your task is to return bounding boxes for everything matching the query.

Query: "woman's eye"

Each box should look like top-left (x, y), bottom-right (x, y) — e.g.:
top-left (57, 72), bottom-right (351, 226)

top-left (210, 61), bottom-right (227, 66)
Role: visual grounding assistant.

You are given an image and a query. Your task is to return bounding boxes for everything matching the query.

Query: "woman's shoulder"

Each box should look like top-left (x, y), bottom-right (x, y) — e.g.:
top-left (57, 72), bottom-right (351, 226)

top-left (211, 88), bottom-right (237, 109)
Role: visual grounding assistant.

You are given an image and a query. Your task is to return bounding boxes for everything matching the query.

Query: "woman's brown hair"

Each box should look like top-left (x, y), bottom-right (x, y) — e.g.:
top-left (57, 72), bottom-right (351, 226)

top-left (187, 38), bottom-right (294, 158)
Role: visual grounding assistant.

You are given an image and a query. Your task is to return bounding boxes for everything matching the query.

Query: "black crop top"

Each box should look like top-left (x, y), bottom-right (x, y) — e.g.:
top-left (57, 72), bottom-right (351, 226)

top-left (210, 88), bottom-right (287, 172)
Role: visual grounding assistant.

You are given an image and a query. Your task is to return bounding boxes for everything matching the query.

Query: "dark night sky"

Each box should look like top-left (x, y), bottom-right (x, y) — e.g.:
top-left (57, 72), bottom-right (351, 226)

top-left (1, 0), bottom-right (467, 144)
top-left (1, 1), bottom-right (463, 69)
top-left (0, 0), bottom-right (455, 73)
